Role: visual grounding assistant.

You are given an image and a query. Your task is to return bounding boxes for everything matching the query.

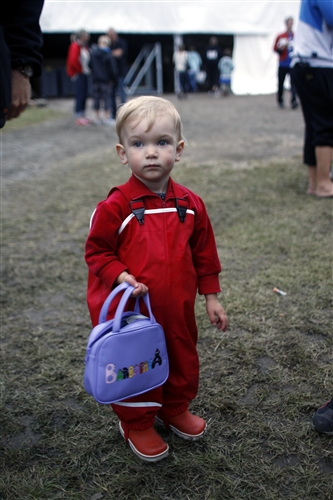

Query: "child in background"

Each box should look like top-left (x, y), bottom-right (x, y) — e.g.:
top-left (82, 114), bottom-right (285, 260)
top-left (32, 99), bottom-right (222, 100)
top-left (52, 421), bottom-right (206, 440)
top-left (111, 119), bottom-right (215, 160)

top-left (218, 48), bottom-right (234, 96)
top-left (66, 29), bottom-right (91, 126)
top-left (89, 35), bottom-right (117, 125)
top-left (187, 45), bottom-right (202, 92)
top-left (173, 44), bottom-right (189, 98)
top-left (85, 96), bottom-right (228, 462)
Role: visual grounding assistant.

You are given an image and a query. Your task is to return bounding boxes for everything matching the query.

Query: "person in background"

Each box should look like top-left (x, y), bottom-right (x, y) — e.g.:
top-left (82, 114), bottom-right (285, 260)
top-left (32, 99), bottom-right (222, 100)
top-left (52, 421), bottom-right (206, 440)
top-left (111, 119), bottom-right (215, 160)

top-left (89, 35), bottom-right (118, 125)
top-left (173, 44), bottom-right (189, 98)
top-left (290, 0), bottom-right (333, 198)
top-left (0, 0), bottom-right (44, 129)
top-left (66, 29), bottom-right (91, 126)
top-left (187, 45), bottom-right (202, 93)
top-left (106, 28), bottom-right (128, 122)
top-left (204, 36), bottom-right (222, 96)
top-left (218, 48), bottom-right (234, 96)
top-left (273, 17), bottom-right (298, 110)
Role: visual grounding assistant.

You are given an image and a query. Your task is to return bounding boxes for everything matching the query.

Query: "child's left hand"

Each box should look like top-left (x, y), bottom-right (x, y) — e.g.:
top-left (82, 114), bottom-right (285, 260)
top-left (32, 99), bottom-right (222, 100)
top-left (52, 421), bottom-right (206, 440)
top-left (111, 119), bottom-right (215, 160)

top-left (205, 294), bottom-right (228, 332)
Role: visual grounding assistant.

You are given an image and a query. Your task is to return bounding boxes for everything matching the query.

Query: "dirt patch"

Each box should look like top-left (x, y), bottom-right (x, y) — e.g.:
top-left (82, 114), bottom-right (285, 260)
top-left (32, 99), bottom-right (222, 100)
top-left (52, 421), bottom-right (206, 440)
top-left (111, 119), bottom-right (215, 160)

top-left (1, 93), bottom-right (304, 185)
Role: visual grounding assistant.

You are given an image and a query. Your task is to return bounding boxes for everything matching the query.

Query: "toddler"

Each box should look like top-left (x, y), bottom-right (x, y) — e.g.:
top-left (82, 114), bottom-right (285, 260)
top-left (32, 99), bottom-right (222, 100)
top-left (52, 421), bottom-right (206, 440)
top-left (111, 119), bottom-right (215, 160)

top-left (85, 96), bottom-right (228, 462)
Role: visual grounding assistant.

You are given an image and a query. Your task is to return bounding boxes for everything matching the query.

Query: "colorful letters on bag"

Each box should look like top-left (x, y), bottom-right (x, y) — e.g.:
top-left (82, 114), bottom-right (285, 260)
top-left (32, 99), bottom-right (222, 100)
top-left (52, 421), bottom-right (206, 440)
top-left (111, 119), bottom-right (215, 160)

top-left (105, 349), bottom-right (163, 384)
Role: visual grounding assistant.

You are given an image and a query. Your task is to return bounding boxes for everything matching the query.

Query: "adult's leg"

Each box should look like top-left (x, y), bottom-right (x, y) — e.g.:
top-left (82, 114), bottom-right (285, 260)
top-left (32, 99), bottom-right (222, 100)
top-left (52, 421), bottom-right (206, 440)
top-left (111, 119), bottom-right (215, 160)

top-left (100, 82), bottom-right (111, 120)
top-left (117, 77), bottom-right (127, 104)
top-left (303, 123), bottom-right (317, 194)
top-left (315, 146), bottom-right (333, 197)
top-left (92, 82), bottom-right (100, 117)
top-left (289, 68), bottom-right (298, 108)
top-left (75, 73), bottom-right (88, 117)
top-left (277, 66), bottom-right (287, 106)
top-left (110, 81), bottom-right (117, 119)
top-left (188, 71), bottom-right (197, 92)
top-left (292, 65), bottom-right (332, 195)
top-left (307, 166), bottom-right (317, 195)
top-left (74, 75), bottom-right (83, 116)
top-left (292, 64), bottom-right (316, 192)
top-left (207, 68), bottom-right (215, 92)
top-left (179, 71), bottom-right (187, 94)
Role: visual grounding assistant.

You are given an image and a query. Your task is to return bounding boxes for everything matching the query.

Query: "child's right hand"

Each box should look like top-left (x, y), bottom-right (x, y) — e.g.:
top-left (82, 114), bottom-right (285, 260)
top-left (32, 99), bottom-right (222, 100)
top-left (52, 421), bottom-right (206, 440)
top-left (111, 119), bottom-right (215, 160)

top-left (117, 272), bottom-right (148, 297)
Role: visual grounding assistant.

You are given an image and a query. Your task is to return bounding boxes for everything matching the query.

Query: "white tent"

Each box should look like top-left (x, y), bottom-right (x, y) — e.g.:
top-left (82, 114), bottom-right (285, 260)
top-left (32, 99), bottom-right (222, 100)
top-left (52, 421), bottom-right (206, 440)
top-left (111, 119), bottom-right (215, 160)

top-left (40, 0), bottom-right (301, 95)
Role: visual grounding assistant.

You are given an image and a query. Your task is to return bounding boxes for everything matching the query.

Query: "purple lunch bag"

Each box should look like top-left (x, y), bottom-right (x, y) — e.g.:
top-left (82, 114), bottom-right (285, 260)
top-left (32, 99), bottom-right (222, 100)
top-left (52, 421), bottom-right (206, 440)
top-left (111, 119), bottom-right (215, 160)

top-left (84, 282), bottom-right (169, 404)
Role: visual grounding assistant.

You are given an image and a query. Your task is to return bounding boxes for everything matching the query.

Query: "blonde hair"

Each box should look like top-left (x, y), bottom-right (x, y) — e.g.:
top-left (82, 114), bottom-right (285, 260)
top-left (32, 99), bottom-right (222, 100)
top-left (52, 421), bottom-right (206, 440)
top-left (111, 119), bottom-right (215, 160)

top-left (116, 96), bottom-right (185, 143)
top-left (98, 35), bottom-right (111, 47)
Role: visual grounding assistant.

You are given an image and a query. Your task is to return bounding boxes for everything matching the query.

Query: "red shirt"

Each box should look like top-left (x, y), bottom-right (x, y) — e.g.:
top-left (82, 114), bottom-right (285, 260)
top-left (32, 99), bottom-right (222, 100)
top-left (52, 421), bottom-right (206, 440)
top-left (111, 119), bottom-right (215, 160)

top-left (66, 42), bottom-right (82, 77)
top-left (273, 31), bottom-right (294, 63)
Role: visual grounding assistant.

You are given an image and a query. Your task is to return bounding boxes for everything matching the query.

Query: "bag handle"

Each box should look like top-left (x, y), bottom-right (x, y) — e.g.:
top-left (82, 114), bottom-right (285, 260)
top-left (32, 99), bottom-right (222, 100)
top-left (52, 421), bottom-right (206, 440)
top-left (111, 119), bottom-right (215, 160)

top-left (112, 284), bottom-right (156, 332)
top-left (98, 282), bottom-right (156, 329)
top-left (99, 282), bottom-right (129, 324)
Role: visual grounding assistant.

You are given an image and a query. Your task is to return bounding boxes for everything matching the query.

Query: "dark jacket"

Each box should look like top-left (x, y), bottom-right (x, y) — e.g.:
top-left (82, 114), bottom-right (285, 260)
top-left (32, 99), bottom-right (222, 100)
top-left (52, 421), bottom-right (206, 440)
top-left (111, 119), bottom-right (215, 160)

top-left (89, 46), bottom-right (118, 84)
top-left (204, 44), bottom-right (223, 69)
top-left (0, 0), bottom-right (44, 128)
top-left (111, 37), bottom-right (128, 78)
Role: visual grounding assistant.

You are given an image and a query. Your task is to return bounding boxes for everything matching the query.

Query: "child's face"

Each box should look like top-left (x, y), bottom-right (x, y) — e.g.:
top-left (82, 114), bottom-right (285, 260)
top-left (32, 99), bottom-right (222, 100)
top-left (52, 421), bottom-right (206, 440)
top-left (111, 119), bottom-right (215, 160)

top-left (116, 114), bottom-right (184, 191)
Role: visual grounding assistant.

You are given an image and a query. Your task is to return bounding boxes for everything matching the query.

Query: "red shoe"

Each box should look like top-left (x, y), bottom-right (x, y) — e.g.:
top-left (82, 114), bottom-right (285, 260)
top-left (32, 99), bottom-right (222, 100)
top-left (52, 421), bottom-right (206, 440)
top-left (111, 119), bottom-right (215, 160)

top-left (155, 410), bottom-right (207, 440)
top-left (119, 422), bottom-right (169, 462)
top-left (75, 117), bottom-right (89, 126)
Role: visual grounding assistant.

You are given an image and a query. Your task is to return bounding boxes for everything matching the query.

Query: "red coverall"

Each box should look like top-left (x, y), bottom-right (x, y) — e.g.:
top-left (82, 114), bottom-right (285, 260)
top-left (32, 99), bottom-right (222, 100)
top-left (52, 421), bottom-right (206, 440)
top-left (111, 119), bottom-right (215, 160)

top-left (85, 174), bottom-right (222, 430)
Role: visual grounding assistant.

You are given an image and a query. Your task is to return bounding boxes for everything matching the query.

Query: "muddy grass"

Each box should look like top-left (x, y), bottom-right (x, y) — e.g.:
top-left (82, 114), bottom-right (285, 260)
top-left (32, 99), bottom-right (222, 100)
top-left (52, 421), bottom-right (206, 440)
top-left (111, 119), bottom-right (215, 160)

top-left (1, 93), bottom-right (332, 499)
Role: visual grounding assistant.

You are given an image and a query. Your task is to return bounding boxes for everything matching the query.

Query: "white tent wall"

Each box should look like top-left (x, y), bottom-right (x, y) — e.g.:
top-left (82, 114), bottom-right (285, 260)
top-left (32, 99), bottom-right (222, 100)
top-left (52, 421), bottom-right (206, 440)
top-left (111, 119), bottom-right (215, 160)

top-left (40, 0), bottom-right (301, 95)
top-left (233, 34), bottom-right (278, 95)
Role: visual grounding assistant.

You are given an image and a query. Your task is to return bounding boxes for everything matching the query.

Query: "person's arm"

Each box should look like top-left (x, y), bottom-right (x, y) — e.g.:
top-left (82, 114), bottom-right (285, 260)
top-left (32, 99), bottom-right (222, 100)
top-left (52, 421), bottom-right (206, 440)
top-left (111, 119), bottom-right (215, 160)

top-left (85, 201), bottom-right (128, 288)
top-left (205, 293), bottom-right (228, 331)
top-left (66, 43), bottom-right (82, 77)
top-left (317, 0), bottom-right (333, 26)
top-left (85, 196), bottom-right (148, 298)
top-left (189, 194), bottom-right (228, 331)
top-left (2, 0), bottom-right (44, 122)
top-left (3, 0), bottom-right (44, 77)
top-left (189, 196), bottom-right (221, 294)
top-left (116, 272), bottom-right (148, 297)
top-left (273, 34), bottom-right (283, 53)
top-left (6, 69), bottom-right (31, 120)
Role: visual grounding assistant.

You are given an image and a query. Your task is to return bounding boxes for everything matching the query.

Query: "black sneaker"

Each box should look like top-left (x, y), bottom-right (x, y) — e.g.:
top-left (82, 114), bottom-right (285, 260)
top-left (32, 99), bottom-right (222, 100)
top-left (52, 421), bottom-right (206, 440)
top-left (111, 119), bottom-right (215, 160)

top-left (312, 397), bottom-right (333, 435)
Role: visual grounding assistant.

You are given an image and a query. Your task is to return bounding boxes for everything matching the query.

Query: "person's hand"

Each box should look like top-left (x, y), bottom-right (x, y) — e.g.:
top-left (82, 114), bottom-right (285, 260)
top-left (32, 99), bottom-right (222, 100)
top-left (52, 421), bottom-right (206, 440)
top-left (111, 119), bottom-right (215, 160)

top-left (7, 70), bottom-right (31, 120)
top-left (117, 272), bottom-right (148, 298)
top-left (112, 48), bottom-right (123, 58)
top-left (205, 294), bottom-right (228, 332)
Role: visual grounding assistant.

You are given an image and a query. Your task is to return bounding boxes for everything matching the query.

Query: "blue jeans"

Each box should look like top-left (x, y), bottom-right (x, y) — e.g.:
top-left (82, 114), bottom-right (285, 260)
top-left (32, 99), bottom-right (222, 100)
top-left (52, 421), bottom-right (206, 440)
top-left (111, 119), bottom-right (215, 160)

top-left (110, 77), bottom-right (127, 119)
top-left (278, 66), bottom-right (297, 105)
top-left (179, 71), bottom-right (189, 94)
top-left (74, 73), bottom-right (88, 117)
top-left (188, 71), bottom-right (198, 92)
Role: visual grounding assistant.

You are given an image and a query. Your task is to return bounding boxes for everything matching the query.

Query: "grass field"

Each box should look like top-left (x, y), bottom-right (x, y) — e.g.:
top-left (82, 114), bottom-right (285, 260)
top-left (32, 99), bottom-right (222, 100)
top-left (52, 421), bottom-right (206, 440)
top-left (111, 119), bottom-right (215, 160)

top-left (2, 106), bottom-right (65, 132)
top-left (1, 122), bottom-right (332, 499)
